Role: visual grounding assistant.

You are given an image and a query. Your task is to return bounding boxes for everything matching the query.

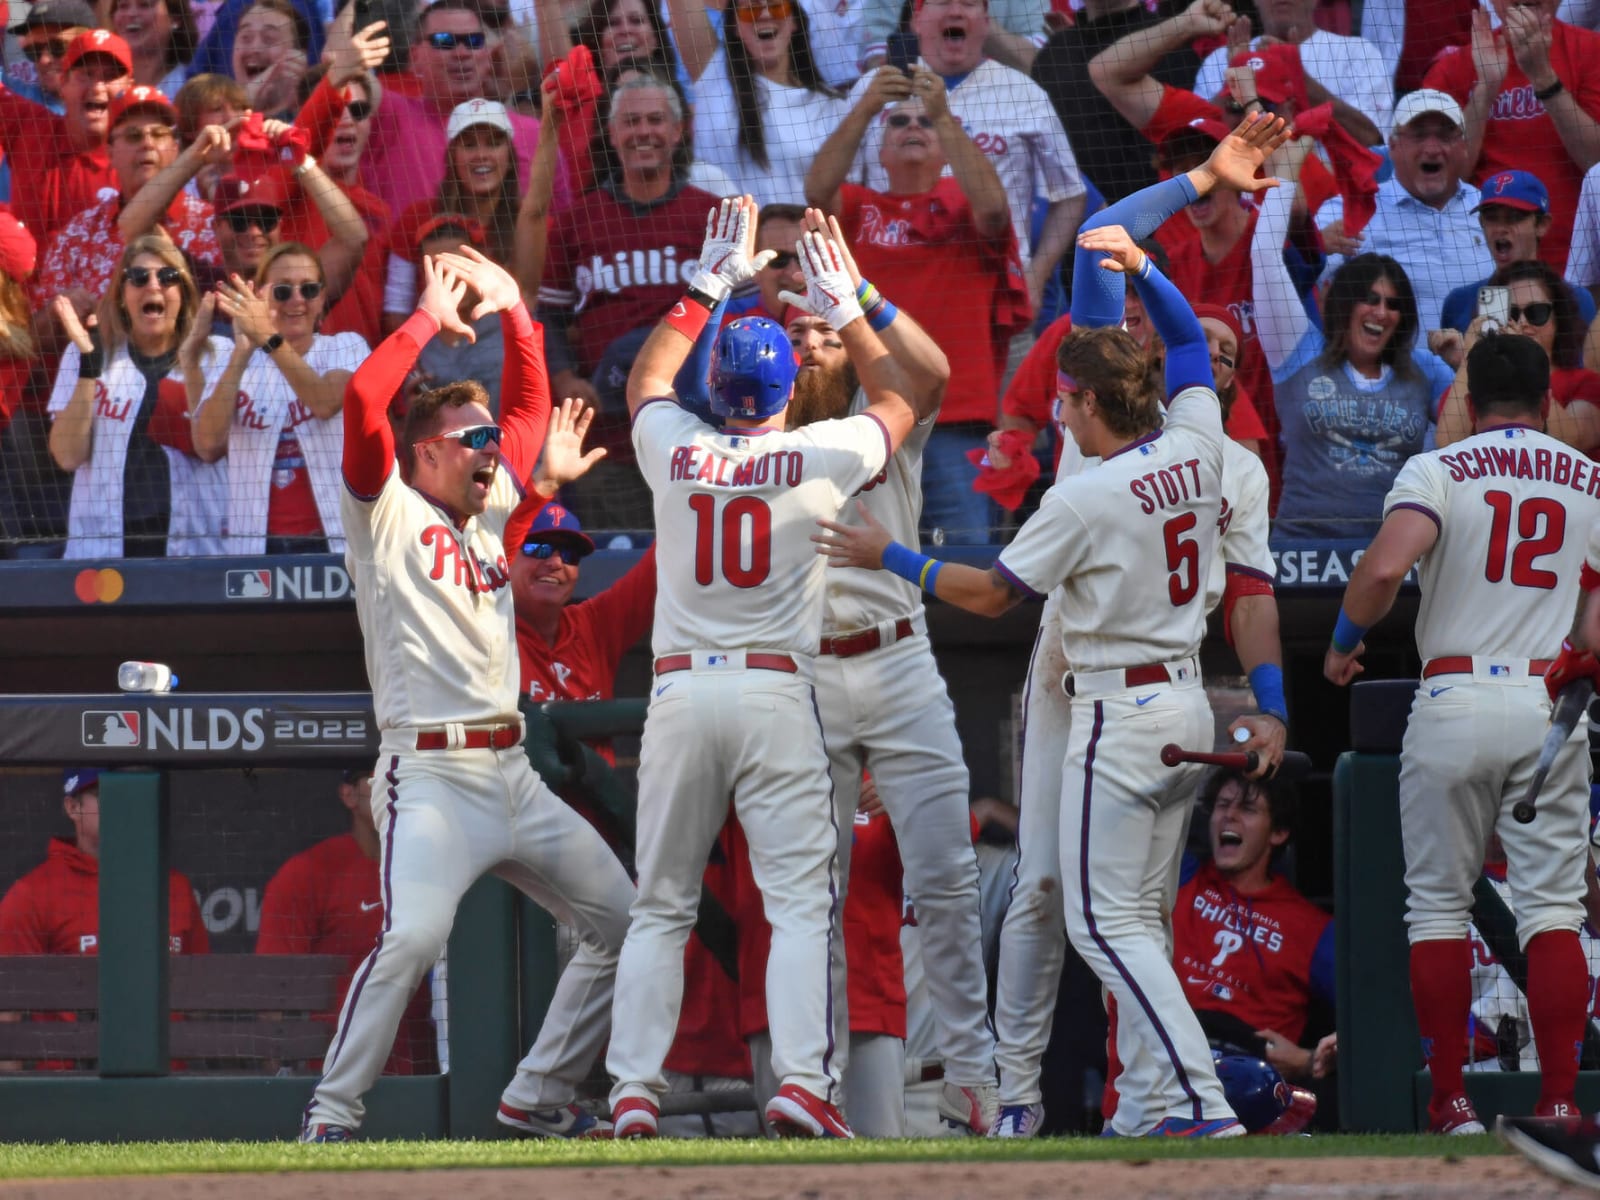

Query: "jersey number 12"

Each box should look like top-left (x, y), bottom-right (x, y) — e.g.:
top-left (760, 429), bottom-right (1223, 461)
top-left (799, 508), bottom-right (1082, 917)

top-left (1483, 490), bottom-right (1564, 590)
top-left (690, 494), bottom-right (772, 588)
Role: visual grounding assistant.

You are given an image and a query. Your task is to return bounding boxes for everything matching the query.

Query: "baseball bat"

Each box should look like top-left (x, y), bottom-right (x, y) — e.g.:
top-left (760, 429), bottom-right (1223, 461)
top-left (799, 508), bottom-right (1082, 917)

top-left (1512, 679), bottom-right (1594, 824)
top-left (1159, 744), bottom-right (1313, 781)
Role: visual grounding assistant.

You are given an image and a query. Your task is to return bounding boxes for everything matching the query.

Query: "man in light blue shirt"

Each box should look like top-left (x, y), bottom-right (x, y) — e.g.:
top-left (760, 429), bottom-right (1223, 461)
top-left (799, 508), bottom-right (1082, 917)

top-left (1317, 89), bottom-right (1493, 331)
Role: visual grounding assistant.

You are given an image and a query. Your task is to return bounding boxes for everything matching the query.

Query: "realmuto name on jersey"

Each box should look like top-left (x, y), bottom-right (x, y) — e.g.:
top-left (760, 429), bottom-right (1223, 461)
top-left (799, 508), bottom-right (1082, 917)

top-left (1439, 442), bottom-right (1600, 496)
top-left (420, 525), bottom-right (510, 594)
top-left (573, 247), bottom-right (696, 307)
top-left (668, 444), bottom-right (808, 487)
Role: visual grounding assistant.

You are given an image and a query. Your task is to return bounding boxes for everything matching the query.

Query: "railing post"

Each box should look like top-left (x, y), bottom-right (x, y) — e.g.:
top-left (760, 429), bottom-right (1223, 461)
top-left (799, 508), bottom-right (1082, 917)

top-left (97, 770), bottom-right (169, 1076)
top-left (445, 877), bottom-right (519, 1136)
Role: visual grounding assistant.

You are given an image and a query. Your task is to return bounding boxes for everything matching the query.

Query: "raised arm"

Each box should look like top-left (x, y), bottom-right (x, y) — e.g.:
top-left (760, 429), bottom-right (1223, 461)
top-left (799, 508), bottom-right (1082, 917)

top-left (1506, 4), bottom-right (1600, 173)
top-left (916, 69), bottom-right (1009, 237)
top-left (513, 74), bottom-right (565, 303)
top-left (184, 295), bottom-right (251, 463)
top-left (218, 274), bottom-right (349, 419)
top-left (1250, 141), bottom-right (1315, 377)
top-left (45, 298), bottom-right (102, 473)
top-left (296, 158), bottom-right (370, 300)
top-left (663, 0), bottom-right (723, 82)
top-left (118, 125), bottom-right (232, 242)
top-left (805, 67), bottom-right (912, 213)
top-left (1088, 0), bottom-right (1233, 131)
top-left (1078, 223), bottom-right (1212, 396)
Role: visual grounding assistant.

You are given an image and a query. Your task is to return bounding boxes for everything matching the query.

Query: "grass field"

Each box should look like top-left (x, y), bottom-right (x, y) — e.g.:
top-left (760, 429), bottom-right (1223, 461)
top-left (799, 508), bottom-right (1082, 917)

top-left (0, 1133), bottom-right (1506, 1179)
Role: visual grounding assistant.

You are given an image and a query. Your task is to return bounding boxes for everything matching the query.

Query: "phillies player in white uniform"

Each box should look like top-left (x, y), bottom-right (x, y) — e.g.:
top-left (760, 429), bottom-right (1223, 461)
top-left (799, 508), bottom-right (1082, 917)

top-left (778, 211), bottom-right (1000, 1134)
top-left (1327, 333), bottom-right (1600, 1133)
top-left (605, 197), bottom-right (917, 1141)
top-left (299, 249), bottom-right (635, 1143)
top-left (818, 115), bottom-right (1292, 1138)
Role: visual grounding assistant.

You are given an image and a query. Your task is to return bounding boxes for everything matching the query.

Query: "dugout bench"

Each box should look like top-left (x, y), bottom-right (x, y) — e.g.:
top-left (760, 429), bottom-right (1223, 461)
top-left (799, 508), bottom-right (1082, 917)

top-left (1336, 679), bottom-right (1600, 1131)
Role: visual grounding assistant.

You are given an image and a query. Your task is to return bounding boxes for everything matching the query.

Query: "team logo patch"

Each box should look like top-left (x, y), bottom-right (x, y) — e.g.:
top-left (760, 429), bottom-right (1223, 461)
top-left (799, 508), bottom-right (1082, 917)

top-left (225, 569), bottom-right (272, 599)
top-left (82, 711), bottom-right (141, 747)
top-left (707, 654), bottom-right (728, 666)
top-left (1489, 664), bottom-right (1510, 676)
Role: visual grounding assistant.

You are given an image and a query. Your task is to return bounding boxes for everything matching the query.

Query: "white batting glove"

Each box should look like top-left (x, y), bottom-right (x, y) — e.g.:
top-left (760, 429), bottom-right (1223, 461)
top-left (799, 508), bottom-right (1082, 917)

top-left (778, 232), bottom-right (864, 329)
top-left (688, 196), bottom-right (773, 302)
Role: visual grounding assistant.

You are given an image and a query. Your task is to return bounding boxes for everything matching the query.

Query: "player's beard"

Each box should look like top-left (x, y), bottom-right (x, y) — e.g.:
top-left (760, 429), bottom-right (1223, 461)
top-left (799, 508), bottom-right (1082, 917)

top-left (787, 363), bottom-right (860, 429)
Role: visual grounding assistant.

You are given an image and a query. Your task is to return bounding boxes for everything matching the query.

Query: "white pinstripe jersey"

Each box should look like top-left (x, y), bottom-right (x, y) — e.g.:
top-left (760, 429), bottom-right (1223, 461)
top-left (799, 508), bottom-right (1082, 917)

top-left (633, 399), bottom-right (892, 656)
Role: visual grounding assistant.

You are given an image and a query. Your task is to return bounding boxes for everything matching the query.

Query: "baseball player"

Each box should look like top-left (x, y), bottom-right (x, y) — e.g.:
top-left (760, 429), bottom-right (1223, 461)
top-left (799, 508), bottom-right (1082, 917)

top-left (817, 113), bottom-right (1292, 1139)
top-left (777, 209), bottom-right (999, 1134)
top-left (1325, 333), bottom-right (1600, 1132)
top-left (298, 248), bottom-right (636, 1143)
top-left (604, 195), bottom-right (917, 1140)
top-left (989, 160), bottom-right (1289, 1136)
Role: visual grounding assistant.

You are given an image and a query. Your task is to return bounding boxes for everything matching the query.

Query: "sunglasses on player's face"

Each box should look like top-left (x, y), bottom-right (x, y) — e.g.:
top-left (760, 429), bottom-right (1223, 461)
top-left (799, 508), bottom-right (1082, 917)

top-left (417, 423), bottom-right (503, 450)
top-left (521, 540), bottom-right (591, 565)
top-left (269, 281), bottom-right (324, 303)
top-left (426, 29), bottom-right (487, 50)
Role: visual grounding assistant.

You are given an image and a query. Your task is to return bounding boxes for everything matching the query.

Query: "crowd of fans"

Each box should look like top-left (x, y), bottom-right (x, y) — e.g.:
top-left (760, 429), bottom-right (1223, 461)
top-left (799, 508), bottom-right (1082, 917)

top-left (0, 0), bottom-right (1598, 552)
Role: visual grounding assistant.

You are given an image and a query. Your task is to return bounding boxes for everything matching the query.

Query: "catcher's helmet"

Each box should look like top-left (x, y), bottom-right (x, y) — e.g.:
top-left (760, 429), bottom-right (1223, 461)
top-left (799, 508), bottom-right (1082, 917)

top-left (1211, 1051), bottom-right (1316, 1134)
top-left (711, 316), bottom-right (798, 420)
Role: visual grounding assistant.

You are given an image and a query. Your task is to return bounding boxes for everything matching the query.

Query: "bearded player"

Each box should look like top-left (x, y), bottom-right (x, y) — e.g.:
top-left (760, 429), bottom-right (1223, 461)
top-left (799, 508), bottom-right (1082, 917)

top-left (299, 248), bottom-right (635, 1143)
top-left (604, 197), bottom-right (918, 1140)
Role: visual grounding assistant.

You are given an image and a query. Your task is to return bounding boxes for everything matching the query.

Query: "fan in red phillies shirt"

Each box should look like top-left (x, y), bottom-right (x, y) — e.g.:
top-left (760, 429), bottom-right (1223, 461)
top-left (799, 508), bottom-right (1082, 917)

top-left (1424, 0), bottom-right (1600, 273)
top-left (255, 768), bottom-right (439, 1075)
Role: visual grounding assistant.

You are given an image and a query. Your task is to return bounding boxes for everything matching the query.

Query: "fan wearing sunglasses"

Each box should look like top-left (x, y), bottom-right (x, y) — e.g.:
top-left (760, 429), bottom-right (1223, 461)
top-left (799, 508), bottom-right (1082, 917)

top-left (1436, 259), bottom-right (1600, 457)
top-left (47, 235), bottom-right (231, 559)
top-left (188, 240), bottom-right (368, 554)
top-left (1250, 136), bottom-right (1457, 542)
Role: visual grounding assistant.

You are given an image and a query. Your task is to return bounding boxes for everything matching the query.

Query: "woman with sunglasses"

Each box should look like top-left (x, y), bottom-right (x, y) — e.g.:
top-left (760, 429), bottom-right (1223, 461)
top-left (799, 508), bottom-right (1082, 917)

top-left (1435, 260), bottom-right (1600, 456)
top-left (188, 240), bottom-right (367, 553)
top-left (113, 0), bottom-right (198, 98)
top-left (667, 0), bottom-right (843, 206)
top-left (46, 235), bottom-right (230, 559)
top-left (1250, 138), bottom-right (1456, 542)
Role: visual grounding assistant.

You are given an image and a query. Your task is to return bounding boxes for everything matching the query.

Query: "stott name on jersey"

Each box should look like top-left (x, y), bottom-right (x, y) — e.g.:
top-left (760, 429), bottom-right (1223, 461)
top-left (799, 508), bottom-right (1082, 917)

top-left (667, 444), bottom-right (809, 488)
top-left (1438, 440), bottom-right (1600, 496)
top-left (1128, 457), bottom-right (1206, 513)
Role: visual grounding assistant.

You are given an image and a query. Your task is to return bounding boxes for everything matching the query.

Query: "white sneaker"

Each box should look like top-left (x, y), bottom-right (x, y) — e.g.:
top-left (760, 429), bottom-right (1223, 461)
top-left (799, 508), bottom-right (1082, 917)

top-left (939, 1081), bottom-right (999, 1135)
top-left (989, 1103), bottom-right (1044, 1138)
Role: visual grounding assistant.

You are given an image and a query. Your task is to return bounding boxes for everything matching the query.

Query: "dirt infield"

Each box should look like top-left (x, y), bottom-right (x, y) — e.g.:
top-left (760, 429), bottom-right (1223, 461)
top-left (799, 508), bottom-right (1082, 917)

top-left (0, 1154), bottom-right (1577, 1200)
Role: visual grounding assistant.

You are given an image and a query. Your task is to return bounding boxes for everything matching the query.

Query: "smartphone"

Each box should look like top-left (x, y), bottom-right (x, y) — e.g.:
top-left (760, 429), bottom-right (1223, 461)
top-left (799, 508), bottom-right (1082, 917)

top-left (352, 0), bottom-right (373, 30)
top-left (886, 32), bottom-right (919, 73)
top-left (1478, 285), bottom-right (1511, 330)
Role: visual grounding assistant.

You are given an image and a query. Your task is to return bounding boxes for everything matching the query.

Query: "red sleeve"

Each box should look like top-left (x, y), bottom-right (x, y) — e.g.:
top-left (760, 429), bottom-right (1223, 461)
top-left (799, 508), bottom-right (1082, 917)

top-left (1003, 313), bottom-right (1071, 425)
top-left (1421, 43), bottom-right (1472, 101)
top-left (496, 301), bottom-right (553, 485)
top-left (344, 309), bottom-right (438, 495)
top-left (503, 489), bottom-right (552, 551)
top-left (0, 874), bottom-right (46, 954)
top-left (146, 379), bottom-right (197, 455)
top-left (0, 84), bottom-right (48, 146)
top-left (255, 858), bottom-right (315, 955)
top-left (582, 543), bottom-right (658, 672)
top-left (1141, 85), bottom-right (1223, 146)
top-left (1225, 385), bottom-right (1269, 441)
top-left (1557, 368), bottom-right (1600, 408)
top-left (294, 76), bottom-right (346, 159)
top-left (175, 874), bottom-right (209, 954)
top-left (556, 95), bottom-right (600, 195)
top-left (1222, 570), bottom-right (1275, 647)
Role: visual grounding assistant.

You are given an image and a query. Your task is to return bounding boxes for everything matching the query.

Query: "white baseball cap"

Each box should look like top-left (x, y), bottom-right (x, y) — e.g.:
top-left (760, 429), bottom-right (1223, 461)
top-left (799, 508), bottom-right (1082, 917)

top-left (446, 98), bottom-right (513, 142)
top-left (1392, 88), bottom-right (1464, 132)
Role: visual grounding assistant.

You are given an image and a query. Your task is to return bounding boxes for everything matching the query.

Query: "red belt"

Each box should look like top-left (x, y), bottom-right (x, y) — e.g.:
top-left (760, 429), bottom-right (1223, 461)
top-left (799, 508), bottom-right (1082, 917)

top-left (1422, 657), bottom-right (1552, 679)
top-left (654, 653), bottom-right (799, 675)
top-left (1064, 662), bottom-right (1173, 697)
top-left (415, 723), bottom-right (522, 751)
top-left (820, 618), bottom-right (914, 658)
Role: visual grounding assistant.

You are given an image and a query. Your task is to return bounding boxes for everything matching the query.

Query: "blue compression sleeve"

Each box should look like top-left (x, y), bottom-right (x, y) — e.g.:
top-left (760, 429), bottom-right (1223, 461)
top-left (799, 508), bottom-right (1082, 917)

top-left (676, 293), bottom-right (730, 422)
top-left (1128, 254), bottom-right (1210, 397)
top-left (1071, 174), bottom-right (1200, 329)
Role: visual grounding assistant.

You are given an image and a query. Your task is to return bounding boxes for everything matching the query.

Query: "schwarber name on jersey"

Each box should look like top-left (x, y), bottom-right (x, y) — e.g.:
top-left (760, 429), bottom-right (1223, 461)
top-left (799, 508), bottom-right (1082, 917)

top-left (342, 466), bottom-right (521, 730)
top-left (996, 385), bottom-right (1225, 672)
top-left (633, 400), bottom-right (891, 656)
top-left (1384, 424), bottom-right (1600, 662)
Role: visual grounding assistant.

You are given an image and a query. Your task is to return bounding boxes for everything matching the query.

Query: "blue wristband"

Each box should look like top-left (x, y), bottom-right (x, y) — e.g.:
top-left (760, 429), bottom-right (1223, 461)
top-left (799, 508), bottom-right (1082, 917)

top-left (1248, 663), bottom-right (1288, 725)
top-left (867, 298), bottom-right (899, 332)
top-left (881, 540), bottom-right (932, 586)
top-left (1330, 609), bottom-right (1368, 656)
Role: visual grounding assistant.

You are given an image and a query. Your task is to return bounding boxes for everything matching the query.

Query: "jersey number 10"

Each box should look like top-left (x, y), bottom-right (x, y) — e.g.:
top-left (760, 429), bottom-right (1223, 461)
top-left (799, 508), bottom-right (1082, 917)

top-left (1483, 489), bottom-right (1564, 590)
top-left (690, 494), bottom-right (773, 588)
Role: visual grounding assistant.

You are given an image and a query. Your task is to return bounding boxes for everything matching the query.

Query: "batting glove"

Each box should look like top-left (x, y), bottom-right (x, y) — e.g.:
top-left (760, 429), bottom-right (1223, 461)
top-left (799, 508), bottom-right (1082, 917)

top-left (1545, 639), bottom-right (1600, 704)
top-left (688, 197), bottom-right (773, 303)
top-left (778, 232), bottom-right (865, 330)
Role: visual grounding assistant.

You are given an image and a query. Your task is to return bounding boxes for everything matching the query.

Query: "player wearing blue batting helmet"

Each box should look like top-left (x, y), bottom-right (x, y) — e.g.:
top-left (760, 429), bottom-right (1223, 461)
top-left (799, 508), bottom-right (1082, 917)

top-left (711, 316), bottom-right (798, 420)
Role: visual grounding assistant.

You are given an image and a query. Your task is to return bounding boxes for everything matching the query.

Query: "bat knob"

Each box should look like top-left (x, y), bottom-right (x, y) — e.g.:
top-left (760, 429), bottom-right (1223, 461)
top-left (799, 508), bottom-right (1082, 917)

top-left (1160, 743), bottom-right (1182, 767)
top-left (1513, 801), bottom-right (1536, 825)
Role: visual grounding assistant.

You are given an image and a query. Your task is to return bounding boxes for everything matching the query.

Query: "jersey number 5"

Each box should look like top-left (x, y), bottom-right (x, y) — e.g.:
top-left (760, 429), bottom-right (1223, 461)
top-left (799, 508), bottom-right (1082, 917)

top-left (689, 494), bottom-right (772, 588)
top-left (1483, 490), bottom-right (1564, 590)
top-left (1164, 512), bottom-right (1200, 606)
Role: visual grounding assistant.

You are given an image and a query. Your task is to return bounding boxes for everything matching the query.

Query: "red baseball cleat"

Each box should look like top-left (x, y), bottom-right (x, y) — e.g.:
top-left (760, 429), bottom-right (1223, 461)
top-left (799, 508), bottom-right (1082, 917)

top-left (765, 1083), bottom-right (853, 1138)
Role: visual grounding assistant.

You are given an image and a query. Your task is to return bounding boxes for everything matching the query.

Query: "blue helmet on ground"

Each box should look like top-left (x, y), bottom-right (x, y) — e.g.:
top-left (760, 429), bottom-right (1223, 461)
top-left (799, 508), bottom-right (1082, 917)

top-left (711, 316), bottom-right (797, 420)
top-left (1211, 1050), bottom-right (1316, 1134)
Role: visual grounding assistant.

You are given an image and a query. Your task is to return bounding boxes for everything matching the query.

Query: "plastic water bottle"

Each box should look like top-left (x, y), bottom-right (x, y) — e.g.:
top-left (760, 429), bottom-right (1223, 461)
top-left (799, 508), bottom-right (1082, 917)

top-left (118, 661), bottom-right (178, 693)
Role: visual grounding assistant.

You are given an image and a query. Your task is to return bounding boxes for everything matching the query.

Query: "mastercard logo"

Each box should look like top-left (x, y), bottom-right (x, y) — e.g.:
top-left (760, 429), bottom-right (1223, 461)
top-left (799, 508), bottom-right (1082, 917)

top-left (74, 568), bottom-right (124, 604)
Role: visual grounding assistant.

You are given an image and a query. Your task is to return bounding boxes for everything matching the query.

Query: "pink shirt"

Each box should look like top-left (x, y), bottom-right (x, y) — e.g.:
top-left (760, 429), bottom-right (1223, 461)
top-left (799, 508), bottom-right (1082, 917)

top-left (359, 91), bottom-right (568, 219)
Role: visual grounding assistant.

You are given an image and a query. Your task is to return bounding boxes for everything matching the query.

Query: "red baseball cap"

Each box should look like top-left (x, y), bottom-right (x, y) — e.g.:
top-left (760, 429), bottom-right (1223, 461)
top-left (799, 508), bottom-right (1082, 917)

top-left (1192, 302), bottom-right (1244, 351)
top-left (415, 212), bottom-right (486, 249)
top-left (1228, 43), bottom-right (1307, 109)
top-left (63, 28), bottom-right (132, 75)
top-left (212, 174), bottom-right (288, 215)
top-left (108, 83), bottom-right (176, 130)
top-left (0, 207), bottom-right (38, 280)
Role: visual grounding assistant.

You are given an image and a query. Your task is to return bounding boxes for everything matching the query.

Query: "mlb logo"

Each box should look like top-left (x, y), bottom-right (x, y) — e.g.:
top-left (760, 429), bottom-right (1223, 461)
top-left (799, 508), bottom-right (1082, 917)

top-left (1138, 443), bottom-right (1156, 456)
top-left (1175, 665), bottom-right (1191, 681)
top-left (1207, 981), bottom-right (1233, 1001)
top-left (82, 711), bottom-right (141, 747)
top-left (225, 569), bottom-right (272, 599)
top-left (1490, 664), bottom-right (1510, 676)
top-left (708, 654), bottom-right (728, 666)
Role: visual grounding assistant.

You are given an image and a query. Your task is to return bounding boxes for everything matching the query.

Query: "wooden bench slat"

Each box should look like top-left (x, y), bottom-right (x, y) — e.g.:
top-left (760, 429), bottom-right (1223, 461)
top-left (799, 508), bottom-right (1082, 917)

top-left (0, 958), bottom-right (97, 1008)
top-left (0, 1023), bottom-right (98, 1058)
top-left (170, 1019), bottom-right (333, 1061)
top-left (171, 956), bottom-right (345, 1011)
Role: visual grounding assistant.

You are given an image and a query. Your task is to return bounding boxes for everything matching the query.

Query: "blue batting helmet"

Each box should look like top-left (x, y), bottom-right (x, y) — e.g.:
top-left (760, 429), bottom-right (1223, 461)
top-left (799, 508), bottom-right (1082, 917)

top-left (1212, 1051), bottom-right (1316, 1134)
top-left (710, 316), bottom-right (798, 420)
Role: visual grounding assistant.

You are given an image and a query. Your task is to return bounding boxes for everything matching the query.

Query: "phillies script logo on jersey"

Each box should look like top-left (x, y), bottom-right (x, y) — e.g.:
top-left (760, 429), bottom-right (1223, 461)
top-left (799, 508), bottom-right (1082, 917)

top-left (420, 526), bottom-right (510, 593)
top-left (857, 205), bottom-right (913, 249)
top-left (92, 382), bottom-right (130, 422)
top-left (573, 247), bottom-right (697, 310)
top-left (1489, 85), bottom-right (1549, 122)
